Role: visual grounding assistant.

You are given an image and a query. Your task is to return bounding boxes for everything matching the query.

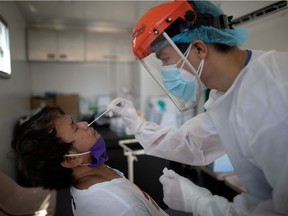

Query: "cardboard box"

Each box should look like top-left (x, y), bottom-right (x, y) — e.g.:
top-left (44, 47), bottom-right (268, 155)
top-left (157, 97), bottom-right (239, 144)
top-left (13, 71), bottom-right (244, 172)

top-left (31, 97), bottom-right (56, 109)
top-left (56, 94), bottom-right (80, 117)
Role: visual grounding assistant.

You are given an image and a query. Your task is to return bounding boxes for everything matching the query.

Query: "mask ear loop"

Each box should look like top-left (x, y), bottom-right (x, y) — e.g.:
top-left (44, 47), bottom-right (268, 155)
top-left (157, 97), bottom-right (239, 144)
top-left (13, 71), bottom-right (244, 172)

top-left (197, 59), bottom-right (205, 78)
top-left (64, 151), bottom-right (92, 167)
top-left (163, 32), bottom-right (198, 76)
top-left (162, 32), bottom-right (202, 104)
top-left (65, 152), bottom-right (94, 167)
top-left (64, 151), bottom-right (90, 157)
top-left (177, 43), bottom-right (193, 69)
top-left (176, 46), bottom-right (189, 66)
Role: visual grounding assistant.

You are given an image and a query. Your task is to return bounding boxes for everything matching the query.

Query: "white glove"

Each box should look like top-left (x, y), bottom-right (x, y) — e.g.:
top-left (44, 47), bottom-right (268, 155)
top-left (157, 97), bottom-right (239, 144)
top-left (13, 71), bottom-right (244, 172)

top-left (159, 168), bottom-right (212, 213)
top-left (107, 97), bottom-right (145, 135)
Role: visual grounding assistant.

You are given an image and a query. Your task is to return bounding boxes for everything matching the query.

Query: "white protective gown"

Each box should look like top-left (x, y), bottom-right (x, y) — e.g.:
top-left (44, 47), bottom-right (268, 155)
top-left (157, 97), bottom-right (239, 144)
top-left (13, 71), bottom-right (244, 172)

top-left (136, 50), bottom-right (288, 215)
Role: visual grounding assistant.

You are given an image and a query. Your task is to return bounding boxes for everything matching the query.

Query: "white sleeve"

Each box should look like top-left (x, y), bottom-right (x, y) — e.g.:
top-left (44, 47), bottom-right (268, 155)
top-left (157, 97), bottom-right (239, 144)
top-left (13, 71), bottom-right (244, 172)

top-left (135, 112), bottom-right (226, 166)
top-left (179, 175), bottom-right (236, 216)
top-left (195, 195), bottom-right (235, 216)
top-left (163, 170), bottom-right (235, 216)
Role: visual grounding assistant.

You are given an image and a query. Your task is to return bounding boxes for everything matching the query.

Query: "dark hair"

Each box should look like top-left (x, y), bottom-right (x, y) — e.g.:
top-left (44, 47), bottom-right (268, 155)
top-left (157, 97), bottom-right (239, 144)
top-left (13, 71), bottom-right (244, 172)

top-left (11, 106), bottom-right (74, 190)
top-left (212, 43), bottom-right (233, 53)
top-left (175, 42), bottom-right (233, 54)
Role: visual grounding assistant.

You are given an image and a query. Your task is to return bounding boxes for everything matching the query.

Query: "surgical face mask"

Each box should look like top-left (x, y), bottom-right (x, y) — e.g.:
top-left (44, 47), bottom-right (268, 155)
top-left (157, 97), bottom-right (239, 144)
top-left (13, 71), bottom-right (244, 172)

top-left (64, 136), bottom-right (109, 167)
top-left (161, 65), bottom-right (197, 100)
top-left (161, 45), bottom-right (205, 101)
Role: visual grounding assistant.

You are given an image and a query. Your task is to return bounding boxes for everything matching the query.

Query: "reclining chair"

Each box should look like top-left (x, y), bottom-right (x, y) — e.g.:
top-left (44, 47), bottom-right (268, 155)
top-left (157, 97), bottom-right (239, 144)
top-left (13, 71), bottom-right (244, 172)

top-left (0, 172), bottom-right (56, 216)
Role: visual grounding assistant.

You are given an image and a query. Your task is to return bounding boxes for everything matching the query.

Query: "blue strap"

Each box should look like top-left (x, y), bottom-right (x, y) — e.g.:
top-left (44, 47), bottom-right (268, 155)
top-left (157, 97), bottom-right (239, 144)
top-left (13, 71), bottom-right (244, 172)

top-left (244, 50), bottom-right (252, 66)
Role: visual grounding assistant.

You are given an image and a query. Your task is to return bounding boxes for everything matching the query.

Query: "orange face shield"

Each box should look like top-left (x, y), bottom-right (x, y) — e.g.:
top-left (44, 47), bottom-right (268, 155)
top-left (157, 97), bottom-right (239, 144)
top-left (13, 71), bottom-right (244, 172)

top-left (130, 1), bottom-right (202, 112)
top-left (132, 1), bottom-right (196, 60)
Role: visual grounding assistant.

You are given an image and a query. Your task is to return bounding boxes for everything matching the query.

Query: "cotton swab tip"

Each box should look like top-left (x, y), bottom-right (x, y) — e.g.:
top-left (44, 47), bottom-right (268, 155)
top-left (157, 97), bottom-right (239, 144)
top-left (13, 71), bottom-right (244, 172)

top-left (87, 98), bottom-right (122, 127)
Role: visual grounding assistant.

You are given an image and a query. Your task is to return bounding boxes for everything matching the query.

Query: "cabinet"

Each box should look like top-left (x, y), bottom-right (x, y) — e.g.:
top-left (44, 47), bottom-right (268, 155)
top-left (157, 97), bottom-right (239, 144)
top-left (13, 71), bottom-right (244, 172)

top-left (114, 34), bottom-right (135, 62)
top-left (85, 32), bottom-right (113, 62)
top-left (85, 32), bottom-right (135, 62)
top-left (27, 29), bottom-right (85, 62)
top-left (27, 29), bottom-right (135, 62)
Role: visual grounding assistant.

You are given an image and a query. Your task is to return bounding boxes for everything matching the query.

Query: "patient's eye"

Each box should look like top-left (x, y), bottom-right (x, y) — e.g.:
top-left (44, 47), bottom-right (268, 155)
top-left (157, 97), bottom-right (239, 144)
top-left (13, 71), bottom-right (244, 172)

top-left (70, 119), bottom-right (78, 133)
top-left (74, 124), bottom-right (79, 132)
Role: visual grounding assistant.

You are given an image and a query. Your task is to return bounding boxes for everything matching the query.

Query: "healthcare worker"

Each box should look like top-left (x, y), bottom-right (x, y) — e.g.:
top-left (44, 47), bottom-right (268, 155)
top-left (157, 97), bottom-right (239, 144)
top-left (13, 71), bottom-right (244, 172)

top-left (108, 0), bottom-right (288, 215)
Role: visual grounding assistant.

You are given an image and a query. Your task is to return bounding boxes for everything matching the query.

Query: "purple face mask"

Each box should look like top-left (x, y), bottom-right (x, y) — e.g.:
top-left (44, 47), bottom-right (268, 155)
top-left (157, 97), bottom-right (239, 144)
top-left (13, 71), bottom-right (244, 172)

top-left (88, 136), bottom-right (109, 167)
top-left (64, 136), bottom-right (109, 167)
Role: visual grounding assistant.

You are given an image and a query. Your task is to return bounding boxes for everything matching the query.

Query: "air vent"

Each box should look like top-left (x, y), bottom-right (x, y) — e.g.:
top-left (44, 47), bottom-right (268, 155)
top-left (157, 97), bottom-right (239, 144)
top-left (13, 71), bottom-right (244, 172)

top-left (232, 1), bottom-right (287, 25)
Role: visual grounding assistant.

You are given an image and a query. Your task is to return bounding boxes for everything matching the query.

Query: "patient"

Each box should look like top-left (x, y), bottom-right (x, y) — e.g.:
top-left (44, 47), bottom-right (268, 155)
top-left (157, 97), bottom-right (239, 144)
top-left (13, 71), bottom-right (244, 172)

top-left (11, 106), bottom-right (168, 216)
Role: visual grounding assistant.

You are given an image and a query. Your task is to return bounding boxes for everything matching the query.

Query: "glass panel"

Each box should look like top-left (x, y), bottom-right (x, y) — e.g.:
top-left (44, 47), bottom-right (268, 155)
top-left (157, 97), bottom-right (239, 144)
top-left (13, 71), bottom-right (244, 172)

top-left (0, 15), bottom-right (11, 78)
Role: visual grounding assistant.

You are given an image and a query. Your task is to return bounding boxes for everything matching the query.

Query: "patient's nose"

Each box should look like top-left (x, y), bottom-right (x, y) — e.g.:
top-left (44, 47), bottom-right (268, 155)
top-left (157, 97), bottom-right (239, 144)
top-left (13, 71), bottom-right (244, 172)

top-left (77, 121), bottom-right (89, 129)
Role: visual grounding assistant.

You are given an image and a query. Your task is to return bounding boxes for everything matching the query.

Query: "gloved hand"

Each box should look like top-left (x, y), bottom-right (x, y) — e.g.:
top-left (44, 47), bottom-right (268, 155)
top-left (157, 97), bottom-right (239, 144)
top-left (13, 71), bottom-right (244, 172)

top-left (159, 168), bottom-right (212, 213)
top-left (107, 97), bottom-right (145, 135)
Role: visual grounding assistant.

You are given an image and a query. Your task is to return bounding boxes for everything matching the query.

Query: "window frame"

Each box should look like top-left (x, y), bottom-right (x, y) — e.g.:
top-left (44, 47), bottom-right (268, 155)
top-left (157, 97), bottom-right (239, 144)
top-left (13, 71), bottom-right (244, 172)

top-left (0, 15), bottom-right (11, 79)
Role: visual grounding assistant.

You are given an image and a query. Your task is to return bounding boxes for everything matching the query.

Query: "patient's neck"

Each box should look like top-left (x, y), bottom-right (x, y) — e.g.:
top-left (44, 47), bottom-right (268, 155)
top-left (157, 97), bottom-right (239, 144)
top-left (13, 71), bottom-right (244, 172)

top-left (72, 164), bottom-right (121, 189)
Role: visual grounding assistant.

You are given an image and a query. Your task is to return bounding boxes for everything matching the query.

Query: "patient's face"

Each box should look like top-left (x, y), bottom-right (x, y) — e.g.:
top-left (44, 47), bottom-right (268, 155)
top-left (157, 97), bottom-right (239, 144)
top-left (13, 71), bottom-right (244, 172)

top-left (54, 116), bottom-right (101, 153)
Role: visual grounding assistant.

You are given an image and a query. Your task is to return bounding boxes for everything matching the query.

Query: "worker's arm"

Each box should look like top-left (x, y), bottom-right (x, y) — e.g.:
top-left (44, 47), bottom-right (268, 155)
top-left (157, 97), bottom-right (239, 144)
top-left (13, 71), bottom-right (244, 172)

top-left (108, 97), bottom-right (225, 166)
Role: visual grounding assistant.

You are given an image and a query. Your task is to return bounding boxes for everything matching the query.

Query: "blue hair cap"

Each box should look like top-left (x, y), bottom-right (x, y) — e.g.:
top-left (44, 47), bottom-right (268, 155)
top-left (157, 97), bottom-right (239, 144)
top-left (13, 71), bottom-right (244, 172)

top-left (172, 26), bottom-right (248, 47)
top-left (194, 0), bottom-right (223, 16)
top-left (151, 0), bottom-right (249, 53)
top-left (171, 0), bottom-right (248, 46)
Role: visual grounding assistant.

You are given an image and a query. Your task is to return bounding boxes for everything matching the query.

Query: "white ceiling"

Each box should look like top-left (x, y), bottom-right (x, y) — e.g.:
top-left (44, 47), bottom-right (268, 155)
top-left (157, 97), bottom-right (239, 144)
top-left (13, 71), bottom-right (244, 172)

top-left (15, 1), bottom-right (277, 32)
top-left (15, 1), bottom-right (162, 32)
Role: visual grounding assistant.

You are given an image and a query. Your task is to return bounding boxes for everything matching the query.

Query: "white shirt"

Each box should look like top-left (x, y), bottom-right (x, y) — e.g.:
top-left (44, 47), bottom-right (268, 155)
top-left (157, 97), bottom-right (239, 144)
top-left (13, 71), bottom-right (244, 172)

top-left (136, 50), bottom-right (288, 215)
top-left (70, 168), bottom-right (168, 216)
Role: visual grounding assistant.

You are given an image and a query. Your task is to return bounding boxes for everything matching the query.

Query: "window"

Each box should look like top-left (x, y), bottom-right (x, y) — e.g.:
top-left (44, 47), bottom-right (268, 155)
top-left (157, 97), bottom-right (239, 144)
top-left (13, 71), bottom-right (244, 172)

top-left (0, 16), bottom-right (11, 78)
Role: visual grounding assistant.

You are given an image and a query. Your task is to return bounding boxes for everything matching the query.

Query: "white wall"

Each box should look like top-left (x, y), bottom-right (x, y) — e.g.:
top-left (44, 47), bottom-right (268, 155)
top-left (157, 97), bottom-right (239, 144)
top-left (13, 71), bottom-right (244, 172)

top-left (241, 9), bottom-right (288, 51)
top-left (30, 61), bottom-right (139, 111)
top-left (30, 59), bottom-right (166, 113)
top-left (0, 2), bottom-right (30, 178)
top-left (31, 62), bottom-right (111, 97)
